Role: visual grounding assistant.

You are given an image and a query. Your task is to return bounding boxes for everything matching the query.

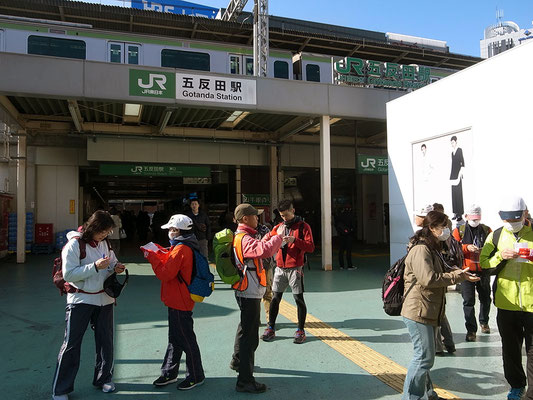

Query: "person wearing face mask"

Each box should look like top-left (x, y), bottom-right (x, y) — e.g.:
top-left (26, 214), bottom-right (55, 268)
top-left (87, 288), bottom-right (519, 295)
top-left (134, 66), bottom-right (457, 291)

top-left (145, 214), bottom-right (205, 391)
top-left (452, 204), bottom-right (492, 342)
top-left (401, 211), bottom-right (479, 400)
top-left (480, 196), bottom-right (533, 400)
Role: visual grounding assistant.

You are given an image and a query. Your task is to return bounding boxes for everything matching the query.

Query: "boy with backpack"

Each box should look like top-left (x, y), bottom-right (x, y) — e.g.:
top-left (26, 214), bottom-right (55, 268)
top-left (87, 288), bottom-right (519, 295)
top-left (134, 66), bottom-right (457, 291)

top-left (230, 203), bottom-right (283, 394)
top-left (143, 214), bottom-right (205, 390)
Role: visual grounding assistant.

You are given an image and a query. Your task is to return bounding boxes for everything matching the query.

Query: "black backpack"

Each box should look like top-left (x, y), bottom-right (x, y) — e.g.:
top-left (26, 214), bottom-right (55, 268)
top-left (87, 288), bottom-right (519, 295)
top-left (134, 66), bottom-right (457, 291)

top-left (382, 254), bottom-right (414, 316)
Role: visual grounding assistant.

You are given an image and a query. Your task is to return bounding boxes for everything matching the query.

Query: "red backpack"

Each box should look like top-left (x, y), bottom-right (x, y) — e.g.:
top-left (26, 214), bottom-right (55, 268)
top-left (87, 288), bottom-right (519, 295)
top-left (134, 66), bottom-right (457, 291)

top-left (52, 237), bottom-right (111, 296)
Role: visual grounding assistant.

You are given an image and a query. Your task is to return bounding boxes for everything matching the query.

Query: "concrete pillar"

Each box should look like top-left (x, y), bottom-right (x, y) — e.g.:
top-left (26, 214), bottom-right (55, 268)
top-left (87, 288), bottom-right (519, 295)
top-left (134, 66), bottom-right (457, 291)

top-left (269, 146), bottom-right (278, 222)
top-left (277, 169), bottom-right (284, 203)
top-left (320, 116), bottom-right (332, 271)
top-left (236, 165), bottom-right (241, 205)
top-left (16, 133), bottom-right (26, 263)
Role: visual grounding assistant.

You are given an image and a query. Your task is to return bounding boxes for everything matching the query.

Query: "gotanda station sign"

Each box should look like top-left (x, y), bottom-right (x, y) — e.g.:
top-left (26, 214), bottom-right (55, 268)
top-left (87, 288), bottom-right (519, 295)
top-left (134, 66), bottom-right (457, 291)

top-left (129, 69), bottom-right (257, 105)
top-left (334, 57), bottom-right (431, 90)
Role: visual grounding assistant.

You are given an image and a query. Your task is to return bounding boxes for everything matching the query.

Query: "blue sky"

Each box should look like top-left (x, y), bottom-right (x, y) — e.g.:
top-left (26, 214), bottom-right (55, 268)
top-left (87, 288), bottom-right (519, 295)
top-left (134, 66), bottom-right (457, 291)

top-left (74, 0), bottom-right (533, 56)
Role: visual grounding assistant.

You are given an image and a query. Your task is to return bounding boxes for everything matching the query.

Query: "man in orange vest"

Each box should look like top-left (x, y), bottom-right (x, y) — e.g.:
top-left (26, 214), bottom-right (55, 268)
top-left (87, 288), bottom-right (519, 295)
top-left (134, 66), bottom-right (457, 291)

top-left (452, 204), bottom-right (492, 342)
top-left (230, 203), bottom-right (283, 394)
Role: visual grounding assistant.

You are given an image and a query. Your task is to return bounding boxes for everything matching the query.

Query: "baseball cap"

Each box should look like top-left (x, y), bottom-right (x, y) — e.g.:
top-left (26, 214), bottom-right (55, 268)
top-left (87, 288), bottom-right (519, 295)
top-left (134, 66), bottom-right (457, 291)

top-left (234, 203), bottom-right (263, 221)
top-left (161, 214), bottom-right (193, 230)
top-left (498, 196), bottom-right (526, 220)
top-left (415, 204), bottom-right (433, 217)
top-left (466, 204), bottom-right (482, 219)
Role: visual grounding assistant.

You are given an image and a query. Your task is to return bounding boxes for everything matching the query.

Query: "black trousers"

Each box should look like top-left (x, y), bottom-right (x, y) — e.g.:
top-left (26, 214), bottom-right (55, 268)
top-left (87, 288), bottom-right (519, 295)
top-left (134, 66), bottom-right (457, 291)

top-left (160, 308), bottom-right (204, 382)
top-left (451, 179), bottom-right (464, 216)
top-left (461, 276), bottom-right (491, 333)
top-left (338, 235), bottom-right (353, 268)
top-left (496, 308), bottom-right (533, 397)
top-left (52, 303), bottom-right (114, 396)
top-left (233, 296), bottom-right (261, 384)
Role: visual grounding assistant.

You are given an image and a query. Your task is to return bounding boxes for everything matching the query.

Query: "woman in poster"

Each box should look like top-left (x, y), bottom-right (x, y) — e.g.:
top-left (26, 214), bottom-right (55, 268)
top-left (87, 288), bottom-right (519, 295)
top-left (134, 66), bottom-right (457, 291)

top-left (449, 136), bottom-right (464, 221)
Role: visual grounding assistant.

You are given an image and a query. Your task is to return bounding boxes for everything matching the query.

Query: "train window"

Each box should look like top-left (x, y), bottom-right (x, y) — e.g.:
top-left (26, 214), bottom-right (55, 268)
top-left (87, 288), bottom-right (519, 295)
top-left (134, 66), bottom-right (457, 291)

top-left (274, 61), bottom-right (289, 79)
top-left (28, 35), bottom-right (86, 60)
top-left (109, 43), bottom-right (122, 63)
top-left (306, 64), bottom-right (321, 82)
top-left (229, 55), bottom-right (254, 75)
top-left (128, 45), bottom-right (139, 65)
top-left (161, 49), bottom-right (210, 71)
top-left (0, 30), bottom-right (4, 52)
top-left (245, 57), bottom-right (253, 75)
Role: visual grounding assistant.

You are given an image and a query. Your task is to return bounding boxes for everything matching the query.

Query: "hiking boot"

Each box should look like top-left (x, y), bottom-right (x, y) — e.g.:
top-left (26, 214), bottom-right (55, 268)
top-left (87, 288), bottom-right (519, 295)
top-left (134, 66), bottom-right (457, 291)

top-left (347, 266), bottom-right (357, 270)
top-left (507, 387), bottom-right (526, 400)
top-left (261, 326), bottom-right (275, 342)
top-left (481, 324), bottom-right (491, 334)
top-left (178, 377), bottom-right (205, 390)
top-left (52, 395), bottom-right (68, 400)
top-left (153, 375), bottom-right (178, 386)
top-left (466, 332), bottom-right (476, 342)
top-left (445, 345), bottom-right (456, 354)
top-left (236, 381), bottom-right (267, 393)
top-left (294, 329), bottom-right (306, 344)
top-left (101, 382), bottom-right (116, 393)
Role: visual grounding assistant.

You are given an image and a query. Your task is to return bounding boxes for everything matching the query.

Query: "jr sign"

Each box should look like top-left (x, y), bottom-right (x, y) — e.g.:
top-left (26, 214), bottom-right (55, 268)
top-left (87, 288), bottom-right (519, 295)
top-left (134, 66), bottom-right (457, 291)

top-left (129, 69), bottom-right (176, 99)
top-left (358, 155), bottom-right (388, 174)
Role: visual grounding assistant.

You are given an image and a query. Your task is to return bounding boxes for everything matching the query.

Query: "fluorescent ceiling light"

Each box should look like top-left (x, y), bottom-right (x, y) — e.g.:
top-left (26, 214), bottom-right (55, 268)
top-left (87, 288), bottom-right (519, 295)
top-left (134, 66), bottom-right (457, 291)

top-left (124, 103), bottom-right (142, 117)
top-left (225, 111), bottom-right (244, 122)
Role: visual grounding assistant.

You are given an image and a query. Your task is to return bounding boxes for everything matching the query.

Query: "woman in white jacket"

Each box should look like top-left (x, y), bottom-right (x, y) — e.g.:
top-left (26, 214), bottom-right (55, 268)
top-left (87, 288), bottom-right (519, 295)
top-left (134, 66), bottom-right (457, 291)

top-left (52, 210), bottom-right (125, 400)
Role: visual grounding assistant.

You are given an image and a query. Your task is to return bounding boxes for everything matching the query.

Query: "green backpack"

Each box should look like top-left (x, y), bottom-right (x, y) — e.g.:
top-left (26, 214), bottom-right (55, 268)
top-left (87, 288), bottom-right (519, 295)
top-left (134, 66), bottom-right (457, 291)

top-left (212, 229), bottom-right (241, 285)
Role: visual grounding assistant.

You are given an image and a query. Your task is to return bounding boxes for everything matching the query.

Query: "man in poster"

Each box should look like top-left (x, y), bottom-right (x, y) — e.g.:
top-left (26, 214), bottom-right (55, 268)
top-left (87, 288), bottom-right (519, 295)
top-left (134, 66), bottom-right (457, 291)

top-left (450, 135), bottom-right (465, 221)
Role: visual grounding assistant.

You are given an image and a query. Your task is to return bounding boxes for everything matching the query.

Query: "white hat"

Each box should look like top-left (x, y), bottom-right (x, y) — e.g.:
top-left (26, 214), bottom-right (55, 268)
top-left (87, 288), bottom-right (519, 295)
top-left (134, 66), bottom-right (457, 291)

top-left (498, 196), bottom-right (526, 220)
top-left (415, 204), bottom-right (433, 217)
top-left (161, 214), bottom-right (193, 230)
top-left (466, 204), bottom-right (482, 218)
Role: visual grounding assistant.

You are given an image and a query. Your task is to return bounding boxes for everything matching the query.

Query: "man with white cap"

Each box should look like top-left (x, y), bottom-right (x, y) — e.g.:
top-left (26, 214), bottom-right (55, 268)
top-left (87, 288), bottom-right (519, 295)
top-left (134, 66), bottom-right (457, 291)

top-left (453, 204), bottom-right (492, 342)
top-left (480, 196), bottom-right (533, 400)
top-left (144, 214), bottom-right (205, 390)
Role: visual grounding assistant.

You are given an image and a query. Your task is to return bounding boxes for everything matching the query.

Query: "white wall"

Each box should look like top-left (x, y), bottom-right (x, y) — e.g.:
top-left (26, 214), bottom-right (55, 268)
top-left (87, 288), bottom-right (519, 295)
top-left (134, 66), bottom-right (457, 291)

top-left (387, 40), bottom-right (533, 261)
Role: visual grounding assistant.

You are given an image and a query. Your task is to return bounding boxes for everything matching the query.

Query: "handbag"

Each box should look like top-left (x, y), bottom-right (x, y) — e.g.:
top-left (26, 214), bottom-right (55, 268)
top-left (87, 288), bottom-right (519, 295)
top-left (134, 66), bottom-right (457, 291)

top-left (119, 228), bottom-right (127, 239)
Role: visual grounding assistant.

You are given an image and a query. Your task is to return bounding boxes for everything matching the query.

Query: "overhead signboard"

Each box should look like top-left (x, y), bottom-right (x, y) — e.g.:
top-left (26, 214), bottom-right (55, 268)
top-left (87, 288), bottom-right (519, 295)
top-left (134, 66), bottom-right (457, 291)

top-left (334, 57), bottom-right (431, 90)
top-left (99, 164), bottom-right (211, 177)
top-left (357, 155), bottom-right (388, 174)
top-left (131, 0), bottom-right (218, 18)
top-left (129, 69), bottom-right (257, 105)
top-left (242, 194), bottom-right (270, 206)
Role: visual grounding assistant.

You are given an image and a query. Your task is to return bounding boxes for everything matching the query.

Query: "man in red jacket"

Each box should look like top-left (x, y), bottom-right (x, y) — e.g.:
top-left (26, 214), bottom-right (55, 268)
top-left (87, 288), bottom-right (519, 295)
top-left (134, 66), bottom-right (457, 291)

top-left (261, 200), bottom-right (315, 344)
top-left (144, 214), bottom-right (205, 390)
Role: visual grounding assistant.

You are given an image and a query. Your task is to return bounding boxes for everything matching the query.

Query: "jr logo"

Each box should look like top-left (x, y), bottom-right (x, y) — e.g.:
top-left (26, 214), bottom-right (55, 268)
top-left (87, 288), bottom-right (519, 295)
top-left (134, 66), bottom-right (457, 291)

top-left (361, 158), bottom-right (376, 169)
top-left (138, 74), bottom-right (167, 90)
top-left (130, 166), bottom-right (143, 173)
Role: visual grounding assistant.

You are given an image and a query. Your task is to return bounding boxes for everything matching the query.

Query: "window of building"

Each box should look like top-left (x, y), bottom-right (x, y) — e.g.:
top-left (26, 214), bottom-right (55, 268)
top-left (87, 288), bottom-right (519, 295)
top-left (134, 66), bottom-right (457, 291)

top-left (161, 49), bottom-right (210, 71)
top-left (274, 60), bottom-right (289, 79)
top-left (28, 35), bottom-right (86, 59)
top-left (306, 64), bottom-right (321, 82)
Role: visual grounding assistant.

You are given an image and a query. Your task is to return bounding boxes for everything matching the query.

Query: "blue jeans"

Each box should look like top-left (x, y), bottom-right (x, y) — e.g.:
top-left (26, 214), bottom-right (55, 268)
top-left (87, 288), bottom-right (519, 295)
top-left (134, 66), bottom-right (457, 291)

top-left (403, 317), bottom-right (439, 400)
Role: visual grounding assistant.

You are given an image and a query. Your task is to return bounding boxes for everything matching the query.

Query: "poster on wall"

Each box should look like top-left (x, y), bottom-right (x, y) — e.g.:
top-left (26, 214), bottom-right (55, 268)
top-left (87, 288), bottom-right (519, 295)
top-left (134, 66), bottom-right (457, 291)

top-left (412, 128), bottom-right (473, 221)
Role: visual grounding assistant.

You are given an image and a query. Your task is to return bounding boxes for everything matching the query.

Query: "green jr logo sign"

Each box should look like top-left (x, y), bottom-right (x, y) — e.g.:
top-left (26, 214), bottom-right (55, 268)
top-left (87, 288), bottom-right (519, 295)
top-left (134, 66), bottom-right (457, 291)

top-left (129, 69), bottom-right (176, 98)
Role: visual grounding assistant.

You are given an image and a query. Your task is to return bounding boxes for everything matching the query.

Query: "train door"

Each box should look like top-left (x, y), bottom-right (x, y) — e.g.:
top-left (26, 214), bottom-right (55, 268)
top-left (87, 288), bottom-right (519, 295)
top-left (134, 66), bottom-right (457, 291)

top-left (0, 30), bottom-right (4, 52)
top-left (107, 41), bottom-right (141, 64)
top-left (229, 54), bottom-right (253, 75)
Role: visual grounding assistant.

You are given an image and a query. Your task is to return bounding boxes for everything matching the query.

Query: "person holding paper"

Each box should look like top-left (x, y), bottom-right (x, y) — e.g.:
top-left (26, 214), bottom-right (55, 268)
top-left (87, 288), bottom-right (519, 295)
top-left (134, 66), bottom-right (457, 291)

top-left (143, 214), bottom-right (205, 391)
top-left (480, 196), bottom-right (533, 400)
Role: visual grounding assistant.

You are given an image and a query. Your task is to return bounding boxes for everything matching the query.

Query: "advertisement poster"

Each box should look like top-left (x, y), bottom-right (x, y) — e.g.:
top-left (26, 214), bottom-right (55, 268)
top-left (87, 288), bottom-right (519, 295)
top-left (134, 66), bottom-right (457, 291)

top-left (412, 128), bottom-right (473, 220)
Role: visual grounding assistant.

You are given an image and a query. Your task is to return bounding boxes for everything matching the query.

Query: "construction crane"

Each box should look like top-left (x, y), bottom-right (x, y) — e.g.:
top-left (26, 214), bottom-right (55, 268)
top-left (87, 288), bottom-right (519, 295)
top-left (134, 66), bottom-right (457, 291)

top-left (221, 0), bottom-right (269, 78)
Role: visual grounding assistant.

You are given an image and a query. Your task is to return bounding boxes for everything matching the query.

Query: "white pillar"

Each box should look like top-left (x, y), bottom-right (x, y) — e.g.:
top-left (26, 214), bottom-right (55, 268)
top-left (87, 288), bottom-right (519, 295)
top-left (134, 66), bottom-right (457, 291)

top-left (16, 133), bottom-right (26, 263)
top-left (269, 146), bottom-right (278, 222)
top-left (320, 116), bottom-right (332, 271)
top-left (236, 165), bottom-right (242, 205)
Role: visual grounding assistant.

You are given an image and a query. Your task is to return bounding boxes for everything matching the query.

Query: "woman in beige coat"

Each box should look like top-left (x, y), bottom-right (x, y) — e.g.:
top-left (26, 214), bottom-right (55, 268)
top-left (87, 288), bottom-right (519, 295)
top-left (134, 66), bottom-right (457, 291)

top-left (401, 211), bottom-right (479, 400)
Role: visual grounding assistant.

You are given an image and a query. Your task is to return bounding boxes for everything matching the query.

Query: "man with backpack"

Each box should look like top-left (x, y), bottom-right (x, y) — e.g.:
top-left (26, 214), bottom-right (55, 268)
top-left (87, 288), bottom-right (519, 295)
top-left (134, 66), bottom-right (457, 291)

top-left (261, 200), bottom-right (315, 344)
top-left (144, 214), bottom-right (205, 390)
top-left (230, 203), bottom-right (283, 394)
top-left (452, 204), bottom-right (492, 342)
top-left (480, 196), bottom-right (533, 400)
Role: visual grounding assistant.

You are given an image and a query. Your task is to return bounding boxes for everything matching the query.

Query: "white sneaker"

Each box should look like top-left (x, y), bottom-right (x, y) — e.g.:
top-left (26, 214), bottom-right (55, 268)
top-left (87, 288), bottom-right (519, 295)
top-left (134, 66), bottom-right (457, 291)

top-left (52, 395), bottom-right (68, 400)
top-left (102, 382), bottom-right (116, 393)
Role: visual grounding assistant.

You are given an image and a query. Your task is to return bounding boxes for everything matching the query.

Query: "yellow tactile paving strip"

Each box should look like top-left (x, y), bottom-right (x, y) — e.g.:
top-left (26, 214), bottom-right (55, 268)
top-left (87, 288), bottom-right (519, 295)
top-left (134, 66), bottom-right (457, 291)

top-left (278, 300), bottom-right (462, 400)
